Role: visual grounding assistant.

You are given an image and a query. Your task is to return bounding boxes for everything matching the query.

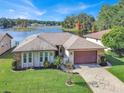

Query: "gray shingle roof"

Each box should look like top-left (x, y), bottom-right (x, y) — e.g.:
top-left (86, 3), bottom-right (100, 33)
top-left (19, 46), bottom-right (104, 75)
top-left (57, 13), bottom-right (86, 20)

top-left (13, 35), bottom-right (57, 52)
top-left (0, 33), bottom-right (13, 42)
top-left (39, 32), bottom-right (72, 45)
top-left (13, 32), bottom-right (104, 52)
top-left (0, 34), bottom-right (5, 41)
top-left (63, 35), bottom-right (79, 49)
top-left (65, 36), bottom-right (104, 50)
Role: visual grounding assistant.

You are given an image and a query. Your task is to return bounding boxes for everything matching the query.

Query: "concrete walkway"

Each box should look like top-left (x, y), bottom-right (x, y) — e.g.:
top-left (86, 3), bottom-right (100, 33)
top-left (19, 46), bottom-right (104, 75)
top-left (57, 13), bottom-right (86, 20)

top-left (74, 64), bottom-right (124, 93)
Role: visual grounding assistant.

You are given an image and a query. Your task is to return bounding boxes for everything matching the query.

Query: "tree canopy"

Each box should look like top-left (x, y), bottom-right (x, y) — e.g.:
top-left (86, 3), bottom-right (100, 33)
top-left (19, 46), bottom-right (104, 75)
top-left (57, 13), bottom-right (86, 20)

top-left (96, 0), bottom-right (124, 31)
top-left (62, 13), bottom-right (95, 34)
top-left (102, 27), bottom-right (124, 57)
top-left (0, 18), bottom-right (61, 29)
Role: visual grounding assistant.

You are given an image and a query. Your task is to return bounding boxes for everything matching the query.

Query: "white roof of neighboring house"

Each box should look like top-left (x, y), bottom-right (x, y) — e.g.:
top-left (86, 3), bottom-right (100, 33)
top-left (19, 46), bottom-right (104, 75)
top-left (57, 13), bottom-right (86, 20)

top-left (13, 32), bottom-right (104, 52)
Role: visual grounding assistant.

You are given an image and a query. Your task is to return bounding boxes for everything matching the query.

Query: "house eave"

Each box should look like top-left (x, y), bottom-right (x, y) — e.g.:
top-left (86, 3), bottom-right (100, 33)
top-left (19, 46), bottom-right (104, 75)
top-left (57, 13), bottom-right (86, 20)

top-left (66, 48), bottom-right (105, 51)
top-left (84, 36), bottom-right (101, 40)
top-left (13, 49), bottom-right (57, 53)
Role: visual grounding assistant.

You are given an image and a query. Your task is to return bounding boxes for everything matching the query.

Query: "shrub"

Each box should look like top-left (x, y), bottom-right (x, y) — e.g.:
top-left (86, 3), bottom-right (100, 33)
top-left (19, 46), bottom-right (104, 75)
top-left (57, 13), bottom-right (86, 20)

top-left (99, 55), bottom-right (107, 66)
top-left (12, 60), bottom-right (18, 70)
top-left (50, 63), bottom-right (56, 68)
top-left (43, 61), bottom-right (50, 68)
top-left (65, 62), bottom-right (73, 70)
top-left (108, 50), bottom-right (124, 58)
top-left (54, 56), bottom-right (62, 69)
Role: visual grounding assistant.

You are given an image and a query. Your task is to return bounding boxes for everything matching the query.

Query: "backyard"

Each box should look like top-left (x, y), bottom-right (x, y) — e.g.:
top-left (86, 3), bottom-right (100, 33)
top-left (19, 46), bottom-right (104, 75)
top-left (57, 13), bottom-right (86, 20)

top-left (0, 51), bottom-right (92, 93)
top-left (106, 52), bottom-right (124, 83)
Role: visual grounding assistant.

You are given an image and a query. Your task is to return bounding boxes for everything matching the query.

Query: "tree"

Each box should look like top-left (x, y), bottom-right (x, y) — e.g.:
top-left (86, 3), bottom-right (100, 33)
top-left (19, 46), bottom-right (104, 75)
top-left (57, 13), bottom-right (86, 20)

top-left (77, 13), bottom-right (95, 33)
top-left (102, 27), bottom-right (124, 57)
top-left (0, 18), bottom-right (10, 28)
top-left (62, 16), bottom-right (76, 29)
top-left (91, 23), bottom-right (97, 33)
top-left (0, 17), bottom-right (62, 29)
top-left (62, 13), bottom-right (95, 34)
top-left (96, 5), bottom-right (112, 31)
top-left (95, 0), bottom-right (124, 31)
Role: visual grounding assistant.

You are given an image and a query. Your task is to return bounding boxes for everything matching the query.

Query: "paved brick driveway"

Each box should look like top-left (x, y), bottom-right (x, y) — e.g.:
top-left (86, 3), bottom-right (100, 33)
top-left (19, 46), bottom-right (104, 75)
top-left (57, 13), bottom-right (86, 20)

top-left (73, 64), bottom-right (124, 93)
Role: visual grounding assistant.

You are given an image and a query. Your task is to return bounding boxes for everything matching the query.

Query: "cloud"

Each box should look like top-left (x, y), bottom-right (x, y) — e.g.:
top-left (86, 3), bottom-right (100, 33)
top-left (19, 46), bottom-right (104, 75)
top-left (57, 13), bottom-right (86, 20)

top-left (35, 11), bottom-right (46, 16)
top-left (55, 1), bottom-right (104, 14)
top-left (0, 0), bottom-right (46, 19)
top-left (8, 9), bottom-right (15, 12)
top-left (18, 15), bottom-right (27, 19)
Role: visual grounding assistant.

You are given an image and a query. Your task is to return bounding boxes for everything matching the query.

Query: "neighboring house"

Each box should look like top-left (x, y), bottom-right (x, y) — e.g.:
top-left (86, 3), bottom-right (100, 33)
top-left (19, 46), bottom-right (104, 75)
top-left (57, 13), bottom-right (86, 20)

top-left (84, 30), bottom-right (110, 47)
top-left (0, 33), bottom-right (13, 55)
top-left (13, 32), bottom-right (104, 69)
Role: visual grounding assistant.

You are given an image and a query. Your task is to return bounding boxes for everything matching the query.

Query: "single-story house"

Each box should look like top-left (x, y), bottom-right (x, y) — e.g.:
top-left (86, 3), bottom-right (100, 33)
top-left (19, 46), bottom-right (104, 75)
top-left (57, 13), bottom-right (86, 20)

top-left (84, 30), bottom-right (110, 47)
top-left (0, 33), bottom-right (13, 55)
top-left (13, 32), bottom-right (104, 69)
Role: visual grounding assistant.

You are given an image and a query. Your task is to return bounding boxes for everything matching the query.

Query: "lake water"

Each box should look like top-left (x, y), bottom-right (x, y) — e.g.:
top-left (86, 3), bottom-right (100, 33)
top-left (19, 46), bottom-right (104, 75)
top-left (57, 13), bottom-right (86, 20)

top-left (0, 26), bottom-right (63, 42)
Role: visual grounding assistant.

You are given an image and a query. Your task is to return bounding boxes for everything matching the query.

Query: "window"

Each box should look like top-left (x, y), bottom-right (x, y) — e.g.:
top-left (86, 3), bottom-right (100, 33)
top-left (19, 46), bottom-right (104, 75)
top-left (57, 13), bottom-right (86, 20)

top-left (45, 52), bottom-right (48, 61)
top-left (40, 52), bottom-right (43, 62)
top-left (23, 53), bottom-right (27, 63)
top-left (28, 53), bottom-right (32, 63)
top-left (50, 52), bottom-right (53, 56)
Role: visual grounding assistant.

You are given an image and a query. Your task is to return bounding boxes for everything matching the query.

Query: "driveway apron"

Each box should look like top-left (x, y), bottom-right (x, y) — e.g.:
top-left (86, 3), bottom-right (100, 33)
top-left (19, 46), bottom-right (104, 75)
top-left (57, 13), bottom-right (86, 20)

top-left (74, 64), bottom-right (124, 93)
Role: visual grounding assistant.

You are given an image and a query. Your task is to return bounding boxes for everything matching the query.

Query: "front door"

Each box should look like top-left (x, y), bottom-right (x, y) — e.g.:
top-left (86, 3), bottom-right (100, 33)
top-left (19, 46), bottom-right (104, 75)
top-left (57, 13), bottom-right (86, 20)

top-left (34, 52), bottom-right (40, 67)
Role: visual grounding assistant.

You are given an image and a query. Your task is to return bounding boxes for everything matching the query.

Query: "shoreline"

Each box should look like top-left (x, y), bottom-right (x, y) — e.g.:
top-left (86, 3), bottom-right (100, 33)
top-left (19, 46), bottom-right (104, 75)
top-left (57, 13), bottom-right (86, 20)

top-left (0, 26), bottom-right (62, 32)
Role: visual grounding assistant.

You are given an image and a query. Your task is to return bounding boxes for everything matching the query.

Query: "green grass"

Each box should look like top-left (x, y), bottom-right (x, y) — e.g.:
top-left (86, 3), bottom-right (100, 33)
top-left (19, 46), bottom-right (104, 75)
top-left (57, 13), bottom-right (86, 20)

top-left (0, 51), bottom-right (92, 93)
top-left (106, 51), bottom-right (124, 83)
top-left (108, 66), bottom-right (124, 82)
top-left (106, 51), bottom-right (124, 66)
top-left (0, 48), bottom-right (14, 59)
top-left (62, 28), bottom-right (83, 36)
top-left (13, 27), bottom-right (34, 31)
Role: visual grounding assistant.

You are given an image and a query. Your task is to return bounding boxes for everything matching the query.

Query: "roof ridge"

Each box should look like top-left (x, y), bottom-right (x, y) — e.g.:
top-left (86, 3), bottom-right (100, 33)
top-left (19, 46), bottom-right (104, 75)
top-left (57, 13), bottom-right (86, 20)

top-left (37, 35), bottom-right (56, 48)
top-left (63, 35), bottom-right (79, 49)
top-left (13, 36), bottom-right (37, 52)
top-left (0, 33), bottom-right (5, 43)
top-left (0, 33), bottom-right (12, 43)
top-left (67, 36), bottom-right (79, 49)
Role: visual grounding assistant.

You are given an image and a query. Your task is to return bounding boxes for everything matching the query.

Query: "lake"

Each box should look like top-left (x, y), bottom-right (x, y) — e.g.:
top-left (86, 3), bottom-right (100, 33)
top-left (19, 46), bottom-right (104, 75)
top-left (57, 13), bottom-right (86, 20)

top-left (0, 26), bottom-right (63, 43)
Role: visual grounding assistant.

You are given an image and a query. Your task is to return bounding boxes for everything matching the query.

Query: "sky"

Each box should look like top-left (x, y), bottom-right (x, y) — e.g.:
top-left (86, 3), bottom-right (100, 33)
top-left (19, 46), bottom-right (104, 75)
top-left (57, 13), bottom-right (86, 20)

top-left (0, 0), bottom-right (118, 21)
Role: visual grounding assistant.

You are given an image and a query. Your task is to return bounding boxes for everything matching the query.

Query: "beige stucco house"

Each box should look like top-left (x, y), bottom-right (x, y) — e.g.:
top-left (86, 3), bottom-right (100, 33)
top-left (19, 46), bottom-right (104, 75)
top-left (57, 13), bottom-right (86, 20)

top-left (0, 33), bottom-right (13, 55)
top-left (13, 32), bottom-right (104, 69)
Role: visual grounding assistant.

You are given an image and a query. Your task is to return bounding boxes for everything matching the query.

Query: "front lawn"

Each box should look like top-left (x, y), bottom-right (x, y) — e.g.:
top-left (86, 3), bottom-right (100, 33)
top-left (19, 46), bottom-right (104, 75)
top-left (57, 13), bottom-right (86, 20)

top-left (106, 51), bottom-right (124, 83)
top-left (0, 53), bottom-right (92, 93)
top-left (106, 52), bottom-right (124, 66)
top-left (108, 66), bottom-right (124, 82)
